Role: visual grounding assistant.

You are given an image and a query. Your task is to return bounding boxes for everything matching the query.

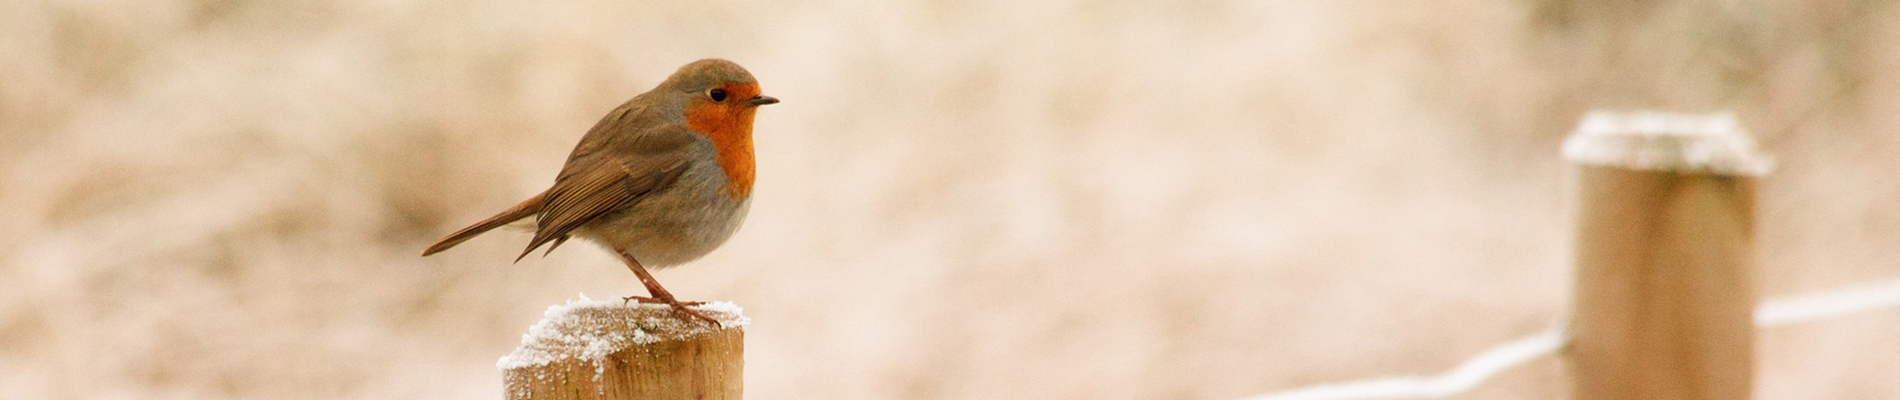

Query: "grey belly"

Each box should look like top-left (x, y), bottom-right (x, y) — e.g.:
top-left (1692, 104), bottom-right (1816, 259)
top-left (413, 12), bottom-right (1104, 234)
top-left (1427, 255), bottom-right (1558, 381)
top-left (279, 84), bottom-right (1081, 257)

top-left (575, 189), bottom-right (750, 268)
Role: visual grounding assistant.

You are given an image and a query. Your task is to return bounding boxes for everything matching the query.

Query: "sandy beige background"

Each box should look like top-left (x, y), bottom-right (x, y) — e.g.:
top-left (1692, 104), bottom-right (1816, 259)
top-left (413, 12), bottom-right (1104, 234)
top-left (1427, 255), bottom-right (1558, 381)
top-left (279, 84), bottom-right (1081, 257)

top-left (2, 0), bottom-right (1897, 399)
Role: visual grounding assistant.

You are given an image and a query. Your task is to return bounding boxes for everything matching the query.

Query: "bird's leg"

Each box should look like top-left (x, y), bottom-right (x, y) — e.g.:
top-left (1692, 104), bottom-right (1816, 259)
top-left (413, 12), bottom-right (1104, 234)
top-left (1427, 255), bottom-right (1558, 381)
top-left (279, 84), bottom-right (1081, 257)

top-left (614, 249), bottom-right (719, 325)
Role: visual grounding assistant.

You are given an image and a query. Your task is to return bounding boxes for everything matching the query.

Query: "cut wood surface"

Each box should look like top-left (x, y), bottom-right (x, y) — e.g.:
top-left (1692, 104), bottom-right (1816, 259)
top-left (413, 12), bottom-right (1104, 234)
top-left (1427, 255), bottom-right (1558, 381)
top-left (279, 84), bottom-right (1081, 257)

top-left (499, 300), bottom-right (747, 400)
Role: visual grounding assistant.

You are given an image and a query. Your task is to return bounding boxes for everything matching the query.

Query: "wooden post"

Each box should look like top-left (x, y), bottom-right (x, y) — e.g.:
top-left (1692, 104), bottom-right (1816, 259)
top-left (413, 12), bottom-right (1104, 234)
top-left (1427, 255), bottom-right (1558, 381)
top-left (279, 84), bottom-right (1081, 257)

top-left (1562, 112), bottom-right (1773, 400)
top-left (499, 300), bottom-right (747, 400)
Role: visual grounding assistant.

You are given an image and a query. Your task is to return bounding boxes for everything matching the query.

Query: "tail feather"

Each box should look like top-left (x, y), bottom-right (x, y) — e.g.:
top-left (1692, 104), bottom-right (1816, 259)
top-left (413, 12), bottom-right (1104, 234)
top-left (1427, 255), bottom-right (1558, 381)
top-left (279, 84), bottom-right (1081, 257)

top-left (421, 191), bottom-right (547, 256)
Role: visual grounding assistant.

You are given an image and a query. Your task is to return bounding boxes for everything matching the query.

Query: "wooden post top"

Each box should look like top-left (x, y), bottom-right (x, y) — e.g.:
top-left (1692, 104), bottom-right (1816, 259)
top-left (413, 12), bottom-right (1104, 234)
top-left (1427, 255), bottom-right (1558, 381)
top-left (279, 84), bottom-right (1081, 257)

top-left (1562, 111), bottom-right (1775, 176)
top-left (499, 299), bottom-right (748, 400)
top-left (499, 299), bottom-right (748, 371)
top-left (497, 299), bottom-right (748, 400)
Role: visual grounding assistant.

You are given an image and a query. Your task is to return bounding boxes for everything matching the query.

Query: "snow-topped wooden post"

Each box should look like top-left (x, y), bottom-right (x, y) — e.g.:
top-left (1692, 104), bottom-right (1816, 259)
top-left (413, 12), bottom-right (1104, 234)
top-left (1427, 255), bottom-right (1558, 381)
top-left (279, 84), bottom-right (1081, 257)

top-left (1562, 112), bottom-right (1773, 400)
top-left (499, 300), bottom-right (747, 400)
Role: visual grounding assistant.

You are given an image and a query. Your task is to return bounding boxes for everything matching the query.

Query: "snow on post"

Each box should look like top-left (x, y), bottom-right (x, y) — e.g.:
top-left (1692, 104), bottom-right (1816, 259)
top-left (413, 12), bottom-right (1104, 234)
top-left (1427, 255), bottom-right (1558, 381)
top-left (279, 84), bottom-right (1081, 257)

top-left (499, 298), bottom-right (748, 400)
top-left (1563, 111), bottom-right (1770, 400)
top-left (1562, 111), bottom-right (1774, 176)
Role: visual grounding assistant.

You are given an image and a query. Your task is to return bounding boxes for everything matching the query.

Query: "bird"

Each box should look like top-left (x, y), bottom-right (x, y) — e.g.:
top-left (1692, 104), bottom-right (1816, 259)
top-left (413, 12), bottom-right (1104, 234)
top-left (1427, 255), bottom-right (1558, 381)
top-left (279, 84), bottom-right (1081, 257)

top-left (421, 59), bottom-right (776, 324)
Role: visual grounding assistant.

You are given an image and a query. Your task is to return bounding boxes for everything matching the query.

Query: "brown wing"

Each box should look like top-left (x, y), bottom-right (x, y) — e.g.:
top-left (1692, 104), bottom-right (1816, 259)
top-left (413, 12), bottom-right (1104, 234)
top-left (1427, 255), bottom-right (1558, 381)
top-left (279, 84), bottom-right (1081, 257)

top-left (515, 133), bottom-right (694, 261)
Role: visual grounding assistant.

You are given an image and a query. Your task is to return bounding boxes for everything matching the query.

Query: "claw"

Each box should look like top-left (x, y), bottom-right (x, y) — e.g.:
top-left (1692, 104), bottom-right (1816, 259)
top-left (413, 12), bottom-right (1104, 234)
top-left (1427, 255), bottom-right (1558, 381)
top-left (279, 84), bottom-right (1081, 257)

top-left (620, 296), bottom-right (707, 306)
top-left (622, 295), bottom-right (721, 326)
top-left (674, 306), bottom-right (722, 326)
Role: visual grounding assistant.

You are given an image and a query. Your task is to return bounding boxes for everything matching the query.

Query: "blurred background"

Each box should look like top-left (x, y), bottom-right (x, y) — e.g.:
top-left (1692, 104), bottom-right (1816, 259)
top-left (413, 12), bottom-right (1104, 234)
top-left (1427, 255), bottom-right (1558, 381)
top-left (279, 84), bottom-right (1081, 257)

top-left (2, 0), bottom-right (1897, 398)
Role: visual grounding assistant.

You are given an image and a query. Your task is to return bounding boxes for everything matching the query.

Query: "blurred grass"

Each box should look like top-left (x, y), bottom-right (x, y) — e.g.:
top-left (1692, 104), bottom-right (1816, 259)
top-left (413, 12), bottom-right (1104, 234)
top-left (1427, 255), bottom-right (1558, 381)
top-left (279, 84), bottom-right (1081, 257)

top-left (1, 0), bottom-right (1897, 399)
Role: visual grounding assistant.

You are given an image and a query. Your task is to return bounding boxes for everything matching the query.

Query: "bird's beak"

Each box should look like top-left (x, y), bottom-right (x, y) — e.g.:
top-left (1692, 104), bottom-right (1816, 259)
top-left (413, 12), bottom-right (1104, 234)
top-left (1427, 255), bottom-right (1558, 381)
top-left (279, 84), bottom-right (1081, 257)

top-left (749, 95), bottom-right (780, 106)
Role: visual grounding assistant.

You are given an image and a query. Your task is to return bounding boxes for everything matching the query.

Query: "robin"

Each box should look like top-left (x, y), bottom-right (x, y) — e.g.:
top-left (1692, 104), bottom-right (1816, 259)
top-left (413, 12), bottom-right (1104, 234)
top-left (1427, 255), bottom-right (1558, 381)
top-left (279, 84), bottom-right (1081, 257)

top-left (421, 59), bottom-right (777, 324)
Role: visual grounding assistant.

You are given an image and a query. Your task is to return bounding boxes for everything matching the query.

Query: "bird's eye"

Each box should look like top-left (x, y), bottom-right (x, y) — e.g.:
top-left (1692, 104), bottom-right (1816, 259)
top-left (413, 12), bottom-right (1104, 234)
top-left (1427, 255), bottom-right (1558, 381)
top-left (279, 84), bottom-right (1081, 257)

top-left (708, 89), bottom-right (728, 102)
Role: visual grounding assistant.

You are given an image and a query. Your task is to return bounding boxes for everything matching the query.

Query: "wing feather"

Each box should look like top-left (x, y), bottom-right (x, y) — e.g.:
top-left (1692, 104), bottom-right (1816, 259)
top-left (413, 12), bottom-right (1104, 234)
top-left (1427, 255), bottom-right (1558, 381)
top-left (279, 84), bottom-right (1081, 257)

top-left (515, 139), bottom-right (692, 261)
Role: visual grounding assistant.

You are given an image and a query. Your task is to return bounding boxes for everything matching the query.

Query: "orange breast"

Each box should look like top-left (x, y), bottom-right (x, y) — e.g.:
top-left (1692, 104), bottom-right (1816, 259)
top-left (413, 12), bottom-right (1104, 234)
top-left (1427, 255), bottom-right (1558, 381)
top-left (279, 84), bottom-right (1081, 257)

top-left (686, 83), bottom-right (760, 199)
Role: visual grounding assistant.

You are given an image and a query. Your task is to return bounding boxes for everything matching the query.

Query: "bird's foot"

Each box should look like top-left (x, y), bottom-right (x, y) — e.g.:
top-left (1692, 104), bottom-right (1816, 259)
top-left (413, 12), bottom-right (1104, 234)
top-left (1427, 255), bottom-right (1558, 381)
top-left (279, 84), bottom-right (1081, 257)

top-left (621, 296), bottom-right (720, 326)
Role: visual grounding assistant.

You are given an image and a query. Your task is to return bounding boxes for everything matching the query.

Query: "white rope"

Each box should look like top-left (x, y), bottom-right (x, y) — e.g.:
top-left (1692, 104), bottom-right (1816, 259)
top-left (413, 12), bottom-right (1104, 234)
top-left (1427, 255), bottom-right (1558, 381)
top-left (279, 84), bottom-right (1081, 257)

top-left (1756, 277), bottom-right (1900, 327)
top-left (1239, 276), bottom-right (1900, 400)
top-left (1240, 329), bottom-right (1565, 400)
